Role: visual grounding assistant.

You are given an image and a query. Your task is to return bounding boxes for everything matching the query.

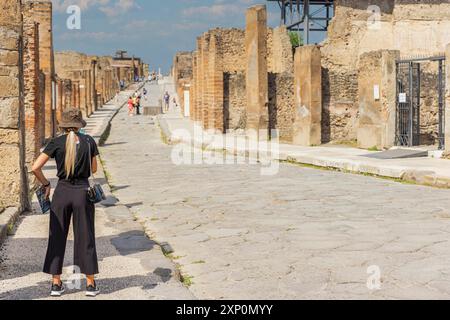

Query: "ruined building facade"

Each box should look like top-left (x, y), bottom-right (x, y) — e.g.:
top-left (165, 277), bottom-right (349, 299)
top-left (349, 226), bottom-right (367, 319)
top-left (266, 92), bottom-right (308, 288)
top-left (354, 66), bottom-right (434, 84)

top-left (0, 0), bottom-right (146, 215)
top-left (174, 1), bottom-right (450, 152)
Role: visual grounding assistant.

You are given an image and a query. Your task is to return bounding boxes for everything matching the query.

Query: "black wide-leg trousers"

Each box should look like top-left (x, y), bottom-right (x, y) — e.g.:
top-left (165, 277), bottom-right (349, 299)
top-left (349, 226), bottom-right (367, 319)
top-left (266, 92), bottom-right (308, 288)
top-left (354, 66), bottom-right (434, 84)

top-left (43, 180), bottom-right (99, 276)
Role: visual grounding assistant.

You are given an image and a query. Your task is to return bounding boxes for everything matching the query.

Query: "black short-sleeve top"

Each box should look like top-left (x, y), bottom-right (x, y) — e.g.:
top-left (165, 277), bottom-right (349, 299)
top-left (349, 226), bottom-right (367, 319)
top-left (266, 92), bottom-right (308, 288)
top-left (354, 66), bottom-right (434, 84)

top-left (43, 133), bottom-right (99, 180)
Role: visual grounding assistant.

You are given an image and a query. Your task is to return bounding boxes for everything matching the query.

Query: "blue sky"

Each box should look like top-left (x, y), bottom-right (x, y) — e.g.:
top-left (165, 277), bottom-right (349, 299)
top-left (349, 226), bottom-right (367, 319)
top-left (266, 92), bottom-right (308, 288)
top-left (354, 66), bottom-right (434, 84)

top-left (51, 0), bottom-right (327, 73)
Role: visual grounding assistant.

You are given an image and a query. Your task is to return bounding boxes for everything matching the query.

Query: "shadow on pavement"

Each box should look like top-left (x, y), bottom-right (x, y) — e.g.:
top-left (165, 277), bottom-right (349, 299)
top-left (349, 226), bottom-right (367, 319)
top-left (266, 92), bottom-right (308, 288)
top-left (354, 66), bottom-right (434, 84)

top-left (0, 269), bottom-right (174, 300)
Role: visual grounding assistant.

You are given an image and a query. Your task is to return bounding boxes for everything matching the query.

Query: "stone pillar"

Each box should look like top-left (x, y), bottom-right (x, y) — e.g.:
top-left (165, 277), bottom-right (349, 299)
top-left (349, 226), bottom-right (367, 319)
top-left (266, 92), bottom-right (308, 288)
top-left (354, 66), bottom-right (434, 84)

top-left (85, 70), bottom-right (92, 116)
top-left (63, 79), bottom-right (72, 110)
top-left (0, 0), bottom-right (29, 211)
top-left (445, 44), bottom-right (450, 153)
top-left (245, 5), bottom-right (269, 136)
top-left (200, 34), bottom-right (210, 129)
top-left (357, 50), bottom-right (399, 149)
top-left (196, 38), bottom-right (203, 123)
top-left (192, 52), bottom-right (198, 121)
top-left (56, 79), bottom-right (63, 123)
top-left (208, 34), bottom-right (224, 132)
top-left (91, 60), bottom-right (98, 111)
top-left (79, 71), bottom-right (87, 117)
top-left (292, 45), bottom-right (322, 146)
top-left (22, 4), bottom-right (41, 180)
top-left (28, 1), bottom-right (55, 139)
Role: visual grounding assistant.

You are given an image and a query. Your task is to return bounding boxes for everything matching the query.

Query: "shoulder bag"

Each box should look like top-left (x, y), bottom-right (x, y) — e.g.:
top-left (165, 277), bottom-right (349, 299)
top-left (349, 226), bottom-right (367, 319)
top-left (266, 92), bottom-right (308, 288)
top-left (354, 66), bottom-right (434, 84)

top-left (87, 138), bottom-right (106, 204)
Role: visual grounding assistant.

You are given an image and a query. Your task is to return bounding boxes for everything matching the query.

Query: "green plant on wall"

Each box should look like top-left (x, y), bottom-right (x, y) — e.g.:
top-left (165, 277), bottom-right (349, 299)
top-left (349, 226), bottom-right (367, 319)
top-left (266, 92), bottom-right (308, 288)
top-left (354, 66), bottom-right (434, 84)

top-left (289, 31), bottom-right (303, 48)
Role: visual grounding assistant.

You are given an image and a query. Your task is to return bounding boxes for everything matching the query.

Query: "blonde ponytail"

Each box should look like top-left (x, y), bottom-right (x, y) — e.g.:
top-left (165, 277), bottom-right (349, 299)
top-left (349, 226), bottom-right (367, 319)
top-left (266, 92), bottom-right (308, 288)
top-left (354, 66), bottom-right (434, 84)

top-left (65, 130), bottom-right (77, 179)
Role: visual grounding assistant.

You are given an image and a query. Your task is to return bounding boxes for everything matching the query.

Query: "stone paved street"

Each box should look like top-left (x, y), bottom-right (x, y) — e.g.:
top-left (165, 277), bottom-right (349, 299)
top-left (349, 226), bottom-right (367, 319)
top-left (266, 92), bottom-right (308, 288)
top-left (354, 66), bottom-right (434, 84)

top-left (98, 82), bottom-right (450, 300)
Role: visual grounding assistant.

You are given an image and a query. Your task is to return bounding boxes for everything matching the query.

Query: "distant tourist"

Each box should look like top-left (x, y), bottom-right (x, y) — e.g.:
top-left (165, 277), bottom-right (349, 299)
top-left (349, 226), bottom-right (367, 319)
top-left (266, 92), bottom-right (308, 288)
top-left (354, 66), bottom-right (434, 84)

top-left (31, 109), bottom-right (101, 298)
top-left (128, 96), bottom-right (134, 116)
top-left (143, 87), bottom-right (148, 101)
top-left (164, 91), bottom-right (170, 112)
top-left (135, 94), bottom-right (141, 115)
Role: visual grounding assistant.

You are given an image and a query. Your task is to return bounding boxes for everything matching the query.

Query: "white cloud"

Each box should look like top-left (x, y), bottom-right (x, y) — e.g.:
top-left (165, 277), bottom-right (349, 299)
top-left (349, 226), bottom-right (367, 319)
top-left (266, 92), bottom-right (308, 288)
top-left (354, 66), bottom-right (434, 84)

top-left (182, 0), bottom-right (259, 18)
top-left (51, 0), bottom-right (110, 12)
top-left (99, 0), bottom-right (139, 17)
top-left (51, 0), bottom-right (138, 18)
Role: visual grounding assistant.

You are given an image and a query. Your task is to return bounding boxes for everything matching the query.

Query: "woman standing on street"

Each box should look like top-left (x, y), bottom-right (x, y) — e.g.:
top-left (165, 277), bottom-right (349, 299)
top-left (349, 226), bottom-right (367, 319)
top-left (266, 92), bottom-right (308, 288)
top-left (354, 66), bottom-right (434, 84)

top-left (32, 108), bottom-right (101, 298)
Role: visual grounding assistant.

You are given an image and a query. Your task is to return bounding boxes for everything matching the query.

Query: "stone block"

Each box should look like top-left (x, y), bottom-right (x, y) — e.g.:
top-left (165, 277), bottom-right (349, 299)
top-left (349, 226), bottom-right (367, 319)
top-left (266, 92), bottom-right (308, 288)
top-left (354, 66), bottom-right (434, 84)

top-left (0, 75), bottom-right (19, 97)
top-left (0, 97), bottom-right (19, 128)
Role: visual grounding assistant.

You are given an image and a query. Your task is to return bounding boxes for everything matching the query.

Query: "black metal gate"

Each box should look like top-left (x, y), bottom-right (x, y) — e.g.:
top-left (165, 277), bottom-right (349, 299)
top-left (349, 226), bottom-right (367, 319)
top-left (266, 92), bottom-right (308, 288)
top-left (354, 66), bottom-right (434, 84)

top-left (395, 56), bottom-right (446, 149)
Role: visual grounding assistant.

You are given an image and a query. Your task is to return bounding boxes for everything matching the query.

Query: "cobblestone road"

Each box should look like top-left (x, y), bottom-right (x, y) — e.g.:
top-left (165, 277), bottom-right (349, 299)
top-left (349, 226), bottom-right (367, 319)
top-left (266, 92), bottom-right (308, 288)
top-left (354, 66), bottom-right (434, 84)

top-left (99, 83), bottom-right (450, 300)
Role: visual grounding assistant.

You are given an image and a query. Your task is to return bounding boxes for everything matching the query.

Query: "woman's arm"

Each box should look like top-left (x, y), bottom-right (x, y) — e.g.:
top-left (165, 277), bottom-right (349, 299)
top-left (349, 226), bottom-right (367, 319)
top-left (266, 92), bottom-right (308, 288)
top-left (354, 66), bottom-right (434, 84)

top-left (92, 156), bottom-right (98, 174)
top-left (32, 153), bottom-right (51, 199)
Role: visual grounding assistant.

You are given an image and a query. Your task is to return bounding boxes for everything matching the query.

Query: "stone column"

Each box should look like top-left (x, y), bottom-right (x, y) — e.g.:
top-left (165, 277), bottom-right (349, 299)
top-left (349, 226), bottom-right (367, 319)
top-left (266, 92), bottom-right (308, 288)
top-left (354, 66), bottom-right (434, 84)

top-left (79, 71), bottom-right (87, 117)
top-left (85, 70), bottom-right (92, 116)
top-left (91, 60), bottom-right (98, 111)
top-left (63, 79), bottom-right (72, 110)
top-left (357, 50), bottom-right (399, 149)
top-left (28, 1), bottom-right (55, 139)
top-left (292, 45), bottom-right (322, 146)
top-left (192, 52), bottom-right (198, 121)
top-left (22, 4), bottom-right (41, 179)
top-left (245, 5), bottom-right (269, 137)
top-left (0, 0), bottom-right (29, 211)
top-left (56, 79), bottom-right (63, 123)
top-left (196, 37), bottom-right (203, 123)
top-left (208, 34), bottom-right (224, 132)
top-left (201, 34), bottom-right (210, 129)
top-left (445, 44), bottom-right (450, 153)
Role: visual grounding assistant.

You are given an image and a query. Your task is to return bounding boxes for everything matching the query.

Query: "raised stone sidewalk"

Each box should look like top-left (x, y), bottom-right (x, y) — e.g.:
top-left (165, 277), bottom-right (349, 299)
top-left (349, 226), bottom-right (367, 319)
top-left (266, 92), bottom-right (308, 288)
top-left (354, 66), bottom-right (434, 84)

top-left (158, 111), bottom-right (450, 189)
top-left (0, 84), bottom-right (195, 300)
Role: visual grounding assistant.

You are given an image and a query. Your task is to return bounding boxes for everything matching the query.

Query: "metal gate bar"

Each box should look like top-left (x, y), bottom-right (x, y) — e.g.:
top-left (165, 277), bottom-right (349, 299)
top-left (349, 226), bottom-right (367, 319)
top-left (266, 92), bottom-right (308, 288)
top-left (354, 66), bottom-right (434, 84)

top-left (395, 56), bottom-right (446, 150)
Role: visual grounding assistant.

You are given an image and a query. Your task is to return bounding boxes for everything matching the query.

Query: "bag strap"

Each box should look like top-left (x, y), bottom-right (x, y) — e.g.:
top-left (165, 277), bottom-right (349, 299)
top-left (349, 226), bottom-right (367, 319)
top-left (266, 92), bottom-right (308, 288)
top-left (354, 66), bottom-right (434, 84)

top-left (87, 138), bottom-right (96, 186)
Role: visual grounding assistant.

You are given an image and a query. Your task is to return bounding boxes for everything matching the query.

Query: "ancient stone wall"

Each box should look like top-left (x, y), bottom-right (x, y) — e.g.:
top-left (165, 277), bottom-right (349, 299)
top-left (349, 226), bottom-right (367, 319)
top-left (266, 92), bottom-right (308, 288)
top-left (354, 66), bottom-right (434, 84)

top-left (0, 0), bottom-right (28, 213)
top-left (269, 72), bottom-right (294, 142)
top-left (55, 52), bottom-right (119, 117)
top-left (224, 72), bottom-right (246, 131)
top-left (321, 0), bottom-right (450, 143)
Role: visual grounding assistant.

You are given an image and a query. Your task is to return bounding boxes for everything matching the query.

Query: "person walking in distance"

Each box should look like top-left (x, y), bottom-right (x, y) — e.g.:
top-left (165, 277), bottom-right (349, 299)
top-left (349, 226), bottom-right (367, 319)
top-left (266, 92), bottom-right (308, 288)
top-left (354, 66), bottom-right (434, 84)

top-left (128, 96), bottom-right (134, 116)
top-left (143, 87), bottom-right (148, 101)
top-left (135, 94), bottom-right (142, 115)
top-left (164, 91), bottom-right (170, 113)
top-left (32, 108), bottom-right (101, 298)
